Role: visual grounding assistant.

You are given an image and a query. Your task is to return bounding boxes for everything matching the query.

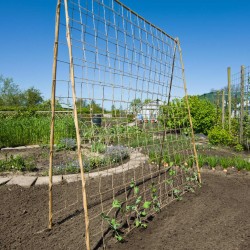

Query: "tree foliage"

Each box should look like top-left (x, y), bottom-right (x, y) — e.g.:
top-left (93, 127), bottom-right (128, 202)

top-left (0, 75), bottom-right (23, 106)
top-left (0, 75), bottom-right (44, 107)
top-left (130, 98), bottom-right (142, 114)
top-left (159, 96), bottom-right (217, 135)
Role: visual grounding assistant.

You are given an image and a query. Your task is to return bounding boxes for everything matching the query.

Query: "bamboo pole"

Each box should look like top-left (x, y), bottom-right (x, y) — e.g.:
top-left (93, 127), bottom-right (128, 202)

top-left (49, 0), bottom-right (61, 230)
top-left (240, 65), bottom-right (245, 144)
top-left (222, 90), bottom-right (225, 129)
top-left (177, 39), bottom-right (201, 183)
top-left (64, 1), bottom-right (90, 249)
top-left (167, 43), bottom-right (177, 105)
top-left (227, 67), bottom-right (232, 132)
top-left (158, 43), bottom-right (177, 169)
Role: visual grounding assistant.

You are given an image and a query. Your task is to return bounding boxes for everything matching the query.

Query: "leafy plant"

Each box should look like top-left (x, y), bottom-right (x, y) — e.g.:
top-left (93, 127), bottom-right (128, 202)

top-left (150, 183), bottom-right (161, 212)
top-left (101, 199), bottom-right (123, 242)
top-left (173, 188), bottom-right (182, 201)
top-left (206, 156), bottom-right (218, 168)
top-left (234, 144), bottom-right (244, 152)
top-left (169, 168), bottom-right (176, 176)
top-left (208, 126), bottom-right (234, 146)
top-left (56, 138), bottom-right (76, 151)
top-left (91, 142), bottom-right (106, 153)
top-left (126, 180), bottom-right (151, 228)
top-left (104, 145), bottom-right (130, 164)
top-left (0, 154), bottom-right (36, 172)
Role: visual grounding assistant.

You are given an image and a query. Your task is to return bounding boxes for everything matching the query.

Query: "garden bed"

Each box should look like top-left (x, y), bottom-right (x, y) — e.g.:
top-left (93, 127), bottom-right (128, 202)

top-left (0, 169), bottom-right (249, 249)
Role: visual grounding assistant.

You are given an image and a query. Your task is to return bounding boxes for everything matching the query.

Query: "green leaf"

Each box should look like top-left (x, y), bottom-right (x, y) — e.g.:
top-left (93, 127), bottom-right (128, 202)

top-left (135, 219), bottom-right (141, 227)
top-left (115, 234), bottom-right (123, 242)
top-left (112, 199), bottom-right (122, 208)
top-left (134, 186), bottom-right (139, 195)
top-left (166, 179), bottom-right (173, 185)
top-left (126, 205), bottom-right (132, 211)
top-left (143, 201), bottom-right (151, 209)
top-left (140, 210), bottom-right (147, 217)
top-left (111, 218), bottom-right (120, 230)
top-left (130, 179), bottom-right (135, 188)
top-left (136, 196), bottom-right (142, 204)
top-left (141, 223), bottom-right (147, 228)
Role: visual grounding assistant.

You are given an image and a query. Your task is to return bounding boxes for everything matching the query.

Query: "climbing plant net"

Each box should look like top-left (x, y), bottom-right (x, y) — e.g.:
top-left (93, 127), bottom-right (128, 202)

top-left (49, 0), bottom-right (200, 249)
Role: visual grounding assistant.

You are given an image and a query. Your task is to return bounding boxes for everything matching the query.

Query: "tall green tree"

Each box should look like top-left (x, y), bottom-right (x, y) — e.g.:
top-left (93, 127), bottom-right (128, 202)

top-left (0, 75), bottom-right (23, 106)
top-left (23, 87), bottom-right (43, 106)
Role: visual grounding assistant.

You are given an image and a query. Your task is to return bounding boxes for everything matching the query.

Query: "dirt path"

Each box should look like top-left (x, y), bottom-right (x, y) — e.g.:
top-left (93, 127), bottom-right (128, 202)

top-left (0, 171), bottom-right (249, 250)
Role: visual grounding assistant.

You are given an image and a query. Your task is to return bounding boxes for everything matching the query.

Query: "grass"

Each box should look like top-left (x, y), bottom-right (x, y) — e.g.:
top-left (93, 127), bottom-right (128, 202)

top-left (198, 154), bottom-right (250, 171)
top-left (0, 115), bottom-right (75, 148)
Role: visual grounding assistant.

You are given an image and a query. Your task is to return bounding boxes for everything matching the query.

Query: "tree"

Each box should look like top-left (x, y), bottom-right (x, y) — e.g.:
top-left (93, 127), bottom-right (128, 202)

top-left (0, 75), bottom-right (23, 106)
top-left (76, 98), bottom-right (87, 109)
top-left (130, 98), bottom-right (142, 114)
top-left (23, 87), bottom-right (43, 106)
top-left (159, 96), bottom-right (217, 135)
top-left (39, 99), bottom-right (63, 110)
top-left (144, 99), bottom-right (152, 104)
top-left (88, 100), bottom-right (102, 113)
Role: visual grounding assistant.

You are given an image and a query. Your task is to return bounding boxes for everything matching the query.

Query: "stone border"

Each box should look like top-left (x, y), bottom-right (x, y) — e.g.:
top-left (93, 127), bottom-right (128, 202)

top-left (1, 145), bottom-right (40, 151)
top-left (0, 151), bottom-right (148, 188)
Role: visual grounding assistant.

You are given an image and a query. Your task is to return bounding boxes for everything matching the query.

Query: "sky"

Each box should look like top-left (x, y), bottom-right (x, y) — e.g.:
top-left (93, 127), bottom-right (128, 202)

top-left (0, 0), bottom-right (249, 100)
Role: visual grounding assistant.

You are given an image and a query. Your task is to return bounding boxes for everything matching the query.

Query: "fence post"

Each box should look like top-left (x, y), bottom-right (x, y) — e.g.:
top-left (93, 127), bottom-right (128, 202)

top-left (240, 65), bottom-right (245, 144)
top-left (227, 67), bottom-right (232, 132)
top-left (222, 90), bottom-right (225, 129)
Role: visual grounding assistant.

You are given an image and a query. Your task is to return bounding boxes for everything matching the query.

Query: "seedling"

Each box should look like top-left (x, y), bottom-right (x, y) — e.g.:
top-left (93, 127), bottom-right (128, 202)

top-left (150, 183), bottom-right (161, 213)
top-left (100, 199), bottom-right (124, 242)
top-left (126, 179), bottom-right (151, 228)
top-left (173, 188), bottom-right (182, 201)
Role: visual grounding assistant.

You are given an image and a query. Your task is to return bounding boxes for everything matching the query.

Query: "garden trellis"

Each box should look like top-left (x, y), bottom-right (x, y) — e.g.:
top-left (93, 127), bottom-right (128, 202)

top-left (49, 0), bottom-right (200, 249)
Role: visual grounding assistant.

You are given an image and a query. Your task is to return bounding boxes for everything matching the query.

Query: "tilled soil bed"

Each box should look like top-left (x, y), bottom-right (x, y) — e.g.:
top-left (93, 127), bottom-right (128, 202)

top-left (0, 170), bottom-right (249, 250)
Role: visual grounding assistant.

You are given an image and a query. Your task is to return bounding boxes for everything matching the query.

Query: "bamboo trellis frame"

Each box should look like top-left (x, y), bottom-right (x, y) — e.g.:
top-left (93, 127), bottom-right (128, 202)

top-left (49, 0), bottom-right (201, 249)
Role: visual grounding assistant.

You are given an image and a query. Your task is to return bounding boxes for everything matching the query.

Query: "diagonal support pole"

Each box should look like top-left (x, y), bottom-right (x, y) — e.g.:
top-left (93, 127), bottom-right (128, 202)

top-left (64, 0), bottom-right (90, 249)
top-left (49, 0), bottom-right (61, 230)
top-left (176, 38), bottom-right (201, 184)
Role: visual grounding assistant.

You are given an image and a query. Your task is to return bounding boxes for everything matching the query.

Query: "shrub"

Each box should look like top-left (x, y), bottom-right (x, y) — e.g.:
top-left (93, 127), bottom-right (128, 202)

top-left (208, 126), bottom-right (234, 146)
top-left (56, 138), bottom-right (76, 151)
top-left (105, 145), bottom-right (130, 164)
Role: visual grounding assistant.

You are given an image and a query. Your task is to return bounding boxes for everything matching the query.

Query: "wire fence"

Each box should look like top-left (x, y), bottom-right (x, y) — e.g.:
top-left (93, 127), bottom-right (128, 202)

top-left (50, 0), bottom-right (200, 249)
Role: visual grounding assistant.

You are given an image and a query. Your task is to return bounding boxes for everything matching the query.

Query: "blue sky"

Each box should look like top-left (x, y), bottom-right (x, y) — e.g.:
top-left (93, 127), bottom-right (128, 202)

top-left (0, 0), bottom-right (249, 99)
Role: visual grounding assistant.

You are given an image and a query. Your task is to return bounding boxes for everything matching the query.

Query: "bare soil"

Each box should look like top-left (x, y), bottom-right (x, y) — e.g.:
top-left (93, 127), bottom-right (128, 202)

top-left (0, 170), bottom-right (249, 250)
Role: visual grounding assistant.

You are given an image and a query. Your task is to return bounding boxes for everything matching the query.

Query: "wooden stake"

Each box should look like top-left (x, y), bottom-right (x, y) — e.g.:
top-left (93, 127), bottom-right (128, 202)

top-left (177, 39), bottom-right (201, 183)
top-left (49, 0), bottom-right (61, 230)
top-left (227, 67), bottom-right (232, 132)
top-left (64, 1), bottom-right (90, 250)
top-left (240, 65), bottom-right (245, 144)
